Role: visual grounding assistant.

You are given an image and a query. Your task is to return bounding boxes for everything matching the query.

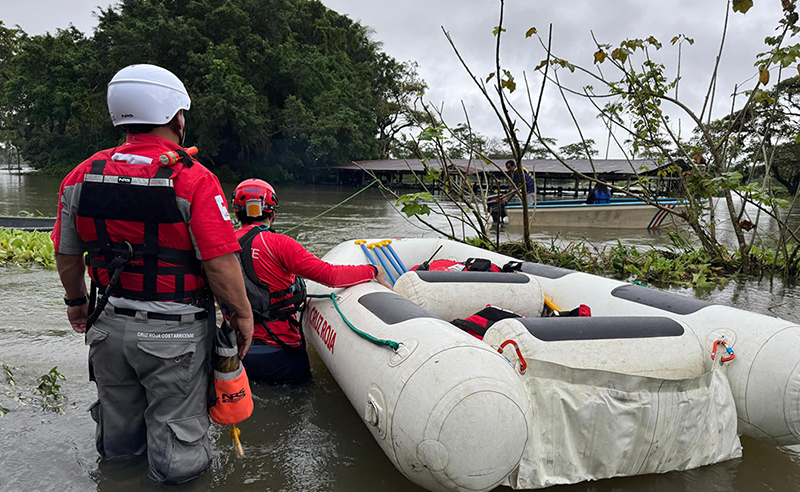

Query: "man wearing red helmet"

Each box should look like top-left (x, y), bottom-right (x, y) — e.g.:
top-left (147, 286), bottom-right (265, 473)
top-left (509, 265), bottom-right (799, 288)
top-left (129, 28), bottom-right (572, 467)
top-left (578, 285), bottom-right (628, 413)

top-left (229, 179), bottom-right (391, 382)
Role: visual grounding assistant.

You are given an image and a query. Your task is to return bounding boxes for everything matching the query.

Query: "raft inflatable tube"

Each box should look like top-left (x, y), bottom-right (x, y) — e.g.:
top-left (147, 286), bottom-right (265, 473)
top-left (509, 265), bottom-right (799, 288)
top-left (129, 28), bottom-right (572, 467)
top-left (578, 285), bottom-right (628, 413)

top-left (393, 270), bottom-right (544, 321)
top-left (304, 238), bottom-right (800, 492)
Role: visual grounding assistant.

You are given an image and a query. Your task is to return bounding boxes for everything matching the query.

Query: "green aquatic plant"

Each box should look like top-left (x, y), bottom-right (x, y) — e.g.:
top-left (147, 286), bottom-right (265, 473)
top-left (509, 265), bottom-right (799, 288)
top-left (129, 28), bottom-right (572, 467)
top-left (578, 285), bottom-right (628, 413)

top-left (0, 228), bottom-right (56, 268)
top-left (3, 364), bottom-right (14, 386)
top-left (495, 234), bottom-right (791, 289)
top-left (36, 367), bottom-right (66, 414)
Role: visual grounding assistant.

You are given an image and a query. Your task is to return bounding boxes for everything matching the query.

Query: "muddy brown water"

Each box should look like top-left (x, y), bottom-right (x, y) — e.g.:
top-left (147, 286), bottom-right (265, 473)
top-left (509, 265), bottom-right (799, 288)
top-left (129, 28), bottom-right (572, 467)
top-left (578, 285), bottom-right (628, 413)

top-left (2, 171), bottom-right (800, 491)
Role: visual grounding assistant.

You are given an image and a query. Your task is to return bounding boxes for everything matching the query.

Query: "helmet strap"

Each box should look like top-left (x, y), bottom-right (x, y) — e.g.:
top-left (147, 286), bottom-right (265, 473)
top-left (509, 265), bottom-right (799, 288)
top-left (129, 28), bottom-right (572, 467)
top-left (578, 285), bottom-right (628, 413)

top-left (169, 112), bottom-right (186, 147)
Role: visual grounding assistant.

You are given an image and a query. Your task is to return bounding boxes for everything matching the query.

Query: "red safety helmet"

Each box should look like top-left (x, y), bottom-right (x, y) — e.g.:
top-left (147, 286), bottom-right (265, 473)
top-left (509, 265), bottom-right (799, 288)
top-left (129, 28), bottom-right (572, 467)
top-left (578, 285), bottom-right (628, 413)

top-left (232, 179), bottom-right (279, 218)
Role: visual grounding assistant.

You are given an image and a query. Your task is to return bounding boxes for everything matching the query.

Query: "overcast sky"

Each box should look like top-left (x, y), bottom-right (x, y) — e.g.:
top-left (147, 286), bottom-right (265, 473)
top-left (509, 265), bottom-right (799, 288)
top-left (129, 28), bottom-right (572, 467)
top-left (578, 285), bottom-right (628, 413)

top-left (1, 0), bottom-right (788, 157)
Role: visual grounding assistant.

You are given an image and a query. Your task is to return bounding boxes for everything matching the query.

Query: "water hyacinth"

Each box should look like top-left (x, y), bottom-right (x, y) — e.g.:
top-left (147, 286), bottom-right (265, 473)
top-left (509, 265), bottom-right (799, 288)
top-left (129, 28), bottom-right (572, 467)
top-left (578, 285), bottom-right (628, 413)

top-left (0, 228), bottom-right (56, 268)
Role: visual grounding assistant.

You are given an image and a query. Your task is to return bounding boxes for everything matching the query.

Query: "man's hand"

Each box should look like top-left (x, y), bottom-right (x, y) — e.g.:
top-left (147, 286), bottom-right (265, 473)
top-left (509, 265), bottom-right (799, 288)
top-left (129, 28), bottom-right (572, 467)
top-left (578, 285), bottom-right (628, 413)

top-left (56, 253), bottom-right (88, 334)
top-left (203, 253), bottom-right (254, 359)
top-left (229, 311), bottom-right (254, 359)
top-left (67, 303), bottom-right (89, 333)
top-left (374, 265), bottom-right (393, 289)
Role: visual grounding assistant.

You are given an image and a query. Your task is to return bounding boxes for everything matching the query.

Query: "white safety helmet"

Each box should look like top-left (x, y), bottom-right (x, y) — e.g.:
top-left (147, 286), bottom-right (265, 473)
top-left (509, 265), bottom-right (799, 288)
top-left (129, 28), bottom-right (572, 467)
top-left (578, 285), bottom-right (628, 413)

top-left (107, 64), bottom-right (191, 127)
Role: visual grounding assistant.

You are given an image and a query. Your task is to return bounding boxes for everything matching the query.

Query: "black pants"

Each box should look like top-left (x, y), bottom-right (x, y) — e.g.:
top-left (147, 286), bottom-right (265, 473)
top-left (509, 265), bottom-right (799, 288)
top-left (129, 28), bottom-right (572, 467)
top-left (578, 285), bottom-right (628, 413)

top-left (242, 342), bottom-right (311, 384)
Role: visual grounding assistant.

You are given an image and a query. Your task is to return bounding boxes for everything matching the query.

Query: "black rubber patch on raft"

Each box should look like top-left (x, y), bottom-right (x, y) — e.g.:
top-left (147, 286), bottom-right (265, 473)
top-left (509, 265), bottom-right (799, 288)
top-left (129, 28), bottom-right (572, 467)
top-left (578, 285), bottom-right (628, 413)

top-left (611, 284), bottom-right (713, 315)
top-left (358, 292), bottom-right (434, 325)
top-left (414, 271), bottom-right (529, 283)
top-left (519, 262), bottom-right (575, 279)
top-left (520, 316), bottom-right (684, 341)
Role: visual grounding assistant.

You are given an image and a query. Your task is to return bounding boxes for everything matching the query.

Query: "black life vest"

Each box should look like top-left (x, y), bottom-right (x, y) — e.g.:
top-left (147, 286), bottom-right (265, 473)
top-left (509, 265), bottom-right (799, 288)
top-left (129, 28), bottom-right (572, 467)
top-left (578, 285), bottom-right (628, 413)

top-left (451, 305), bottom-right (523, 340)
top-left (77, 157), bottom-right (205, 303)
top-left (237, 226), bottom-right (307, 347)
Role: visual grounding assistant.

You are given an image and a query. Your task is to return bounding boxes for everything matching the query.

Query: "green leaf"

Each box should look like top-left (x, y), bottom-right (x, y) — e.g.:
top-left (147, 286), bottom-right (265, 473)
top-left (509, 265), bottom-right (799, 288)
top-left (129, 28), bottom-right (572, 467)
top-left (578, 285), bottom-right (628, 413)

top-left (418, 126), bottom-right (444, 141)
top-left (525, 27), bottom-right (537, 38)
top-left (486, 72), bottom-right (495, 83)
top-left (501, 70), bottom-right (516, 93)
top-left (692, 271), bottom-right (714, 288)
top-left (732, 0), bottom-right (753, 13)
top-left (492, 26), bottom-right (507, 36)
top-left (611, 47), bottom-right (628, 64)
top-left (425, 167), bottom-right (441, 182)
top-left (534, 59), bottom-right (547, 71)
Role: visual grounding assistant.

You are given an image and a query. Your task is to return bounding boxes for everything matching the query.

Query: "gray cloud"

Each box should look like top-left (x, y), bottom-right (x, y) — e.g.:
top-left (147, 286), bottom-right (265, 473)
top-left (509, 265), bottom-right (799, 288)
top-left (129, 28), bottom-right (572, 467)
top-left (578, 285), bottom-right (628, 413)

top-left (2, 0), bottom-right (789, 156)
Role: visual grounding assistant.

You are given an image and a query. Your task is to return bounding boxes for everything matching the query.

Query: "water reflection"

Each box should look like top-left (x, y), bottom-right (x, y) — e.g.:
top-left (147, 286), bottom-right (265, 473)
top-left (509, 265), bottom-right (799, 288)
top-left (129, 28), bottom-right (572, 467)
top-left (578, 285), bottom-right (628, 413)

top-left (3, 174), bottom-right (800, 491)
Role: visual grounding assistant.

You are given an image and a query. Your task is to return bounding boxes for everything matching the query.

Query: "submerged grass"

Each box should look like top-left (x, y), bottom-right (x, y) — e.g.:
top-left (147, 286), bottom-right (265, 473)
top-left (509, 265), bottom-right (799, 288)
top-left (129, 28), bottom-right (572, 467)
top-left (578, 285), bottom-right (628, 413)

top-left (0, 228), bottom-right (56, 268)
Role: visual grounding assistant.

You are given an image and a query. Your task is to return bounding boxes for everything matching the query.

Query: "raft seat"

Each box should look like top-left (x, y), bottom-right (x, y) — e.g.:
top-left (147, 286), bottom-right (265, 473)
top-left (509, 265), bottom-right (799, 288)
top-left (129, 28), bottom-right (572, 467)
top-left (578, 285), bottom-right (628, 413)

top-left (393, 270), bottom-right (545, 322)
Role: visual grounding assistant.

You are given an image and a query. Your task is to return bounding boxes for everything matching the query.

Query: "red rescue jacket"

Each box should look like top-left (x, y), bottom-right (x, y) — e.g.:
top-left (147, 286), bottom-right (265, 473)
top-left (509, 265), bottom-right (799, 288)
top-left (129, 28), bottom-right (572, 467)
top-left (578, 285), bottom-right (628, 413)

top-left (236, 224), bottom-right (376, 347)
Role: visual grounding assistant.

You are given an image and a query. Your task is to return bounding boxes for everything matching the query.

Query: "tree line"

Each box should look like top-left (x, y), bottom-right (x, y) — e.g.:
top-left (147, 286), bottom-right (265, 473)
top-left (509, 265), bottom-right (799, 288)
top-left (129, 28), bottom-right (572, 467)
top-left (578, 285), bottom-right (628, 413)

top-left (0, 0), bottom-right (425, 181)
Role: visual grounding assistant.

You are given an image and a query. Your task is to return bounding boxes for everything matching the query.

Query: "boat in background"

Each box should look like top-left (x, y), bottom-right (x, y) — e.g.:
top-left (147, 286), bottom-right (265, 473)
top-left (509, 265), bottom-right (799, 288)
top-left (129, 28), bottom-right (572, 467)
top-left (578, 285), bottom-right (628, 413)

top-left (495, 197), bottom-right (687, 229)
top-left (0, 216), bottom-right (56, 232)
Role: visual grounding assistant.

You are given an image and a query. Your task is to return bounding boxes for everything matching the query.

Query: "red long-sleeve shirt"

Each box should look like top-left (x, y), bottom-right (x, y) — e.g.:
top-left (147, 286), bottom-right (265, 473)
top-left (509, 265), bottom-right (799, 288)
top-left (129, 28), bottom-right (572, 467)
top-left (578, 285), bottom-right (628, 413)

top-left (237, 224), bottom-right (376, 346)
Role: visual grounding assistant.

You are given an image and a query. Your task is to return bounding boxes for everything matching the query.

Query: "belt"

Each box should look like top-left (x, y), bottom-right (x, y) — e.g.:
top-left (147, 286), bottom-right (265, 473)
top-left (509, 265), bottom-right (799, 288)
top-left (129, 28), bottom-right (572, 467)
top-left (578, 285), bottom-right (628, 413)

top-left (113, 307), bottom-right (208, 322)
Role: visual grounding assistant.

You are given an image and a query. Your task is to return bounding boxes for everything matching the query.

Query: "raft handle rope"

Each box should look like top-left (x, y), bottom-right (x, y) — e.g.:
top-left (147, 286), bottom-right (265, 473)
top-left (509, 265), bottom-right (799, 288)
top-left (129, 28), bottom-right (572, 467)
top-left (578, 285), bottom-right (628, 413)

top-left (282, 179), bottom-right (380, 235)
top-left (86, 241), bottom-right (133, 330)
top-left (307, 293), bottom-right (400, 351)
top-left (498, 339), bottom-right (527, 374)
top-left (711, 339), bottom-right (735, 364)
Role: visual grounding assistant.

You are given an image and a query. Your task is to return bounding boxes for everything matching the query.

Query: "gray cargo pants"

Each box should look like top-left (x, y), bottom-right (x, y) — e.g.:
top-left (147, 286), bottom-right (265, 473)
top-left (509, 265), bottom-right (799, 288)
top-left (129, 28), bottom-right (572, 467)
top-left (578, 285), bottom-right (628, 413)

top-left (86, 306), bottom-right (211, 484)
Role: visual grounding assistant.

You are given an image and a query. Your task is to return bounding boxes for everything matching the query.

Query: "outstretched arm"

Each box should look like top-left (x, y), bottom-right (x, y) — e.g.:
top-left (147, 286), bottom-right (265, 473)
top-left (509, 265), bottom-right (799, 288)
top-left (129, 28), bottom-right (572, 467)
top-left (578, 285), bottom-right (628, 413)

top-left (279, 236), bottom-right (390, 288)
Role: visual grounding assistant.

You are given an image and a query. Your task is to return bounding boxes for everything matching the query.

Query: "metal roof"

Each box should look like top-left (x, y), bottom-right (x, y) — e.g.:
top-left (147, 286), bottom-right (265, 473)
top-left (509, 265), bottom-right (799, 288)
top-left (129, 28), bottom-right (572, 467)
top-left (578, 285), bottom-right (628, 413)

top-left (323, 158), bottom-right (662, 177)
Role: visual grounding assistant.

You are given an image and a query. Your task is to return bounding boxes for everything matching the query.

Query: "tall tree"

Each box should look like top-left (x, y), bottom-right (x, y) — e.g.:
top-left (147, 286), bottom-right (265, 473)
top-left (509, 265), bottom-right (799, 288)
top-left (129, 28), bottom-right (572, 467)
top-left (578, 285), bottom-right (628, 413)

top-left (558, 139), bottom-right (598, 159)
top-left (4, 0), bottom-right (423, 180)
top-left (0, 22), bottom-right (27, 167)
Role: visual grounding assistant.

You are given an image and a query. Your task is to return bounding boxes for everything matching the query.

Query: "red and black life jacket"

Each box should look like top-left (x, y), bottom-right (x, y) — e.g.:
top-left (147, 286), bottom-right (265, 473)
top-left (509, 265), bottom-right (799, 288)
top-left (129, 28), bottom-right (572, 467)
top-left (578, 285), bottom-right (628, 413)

top-left (76, 156), bottom-right (205, 303)
top-left (236, 226), bottom-right (307, 349)
top-left (451, 305), bottom-right (523, 340)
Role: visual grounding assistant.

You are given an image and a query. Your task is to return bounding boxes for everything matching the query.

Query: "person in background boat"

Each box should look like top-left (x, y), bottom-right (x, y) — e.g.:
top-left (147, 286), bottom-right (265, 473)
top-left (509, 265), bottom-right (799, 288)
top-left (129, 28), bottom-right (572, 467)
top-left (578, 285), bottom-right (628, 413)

top-left (586, 182), bottom-right (611, 204)
top-left (504, 159), bottom-right (536, 205)
top-left (229, 179), bottom-right (392, 383)
top-left (52, 64), bottom-right (253, 484)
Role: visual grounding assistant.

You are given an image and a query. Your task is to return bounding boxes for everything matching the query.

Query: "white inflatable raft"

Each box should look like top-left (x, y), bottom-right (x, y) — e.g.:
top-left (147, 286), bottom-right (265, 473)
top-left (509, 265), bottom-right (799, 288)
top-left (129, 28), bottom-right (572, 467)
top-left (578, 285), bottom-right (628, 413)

top-left (302, 238), bottom-right (800, 491)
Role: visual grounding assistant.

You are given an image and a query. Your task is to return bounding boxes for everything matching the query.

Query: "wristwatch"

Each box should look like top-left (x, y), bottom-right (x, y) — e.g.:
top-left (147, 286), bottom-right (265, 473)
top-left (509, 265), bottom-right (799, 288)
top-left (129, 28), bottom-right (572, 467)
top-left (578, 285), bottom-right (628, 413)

top-left (64, 295), bottom-right (88, 307)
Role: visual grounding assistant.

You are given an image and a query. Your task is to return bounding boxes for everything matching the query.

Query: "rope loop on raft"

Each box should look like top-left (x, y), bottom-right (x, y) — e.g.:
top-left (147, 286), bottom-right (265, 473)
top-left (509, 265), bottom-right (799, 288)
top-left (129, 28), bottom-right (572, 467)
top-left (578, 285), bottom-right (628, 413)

top-left (307, 293), bottom-right (401, 351)
top-left (710, 339), bottom-right (735, 364)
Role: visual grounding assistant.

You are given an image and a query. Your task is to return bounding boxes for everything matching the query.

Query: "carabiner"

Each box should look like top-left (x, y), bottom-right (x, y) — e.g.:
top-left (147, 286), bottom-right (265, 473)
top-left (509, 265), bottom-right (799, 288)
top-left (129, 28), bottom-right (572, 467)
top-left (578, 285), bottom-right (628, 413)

top-left (711, 339), bottom-right (735, 364)
top-left (498, 339), bottom-right (527, 374)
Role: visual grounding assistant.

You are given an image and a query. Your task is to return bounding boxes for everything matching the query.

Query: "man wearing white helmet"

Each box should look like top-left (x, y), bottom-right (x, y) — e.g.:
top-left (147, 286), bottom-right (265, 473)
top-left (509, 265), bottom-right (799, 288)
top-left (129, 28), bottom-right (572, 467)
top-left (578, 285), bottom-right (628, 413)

top-left (52, 64), bottom-right (254, 484)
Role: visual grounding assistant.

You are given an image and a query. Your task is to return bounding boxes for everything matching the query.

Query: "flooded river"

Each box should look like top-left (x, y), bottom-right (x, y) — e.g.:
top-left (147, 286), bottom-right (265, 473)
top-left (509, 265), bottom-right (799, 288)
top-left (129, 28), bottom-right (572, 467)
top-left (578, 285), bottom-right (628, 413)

top-left (2, 171), bottom-right (800, 492)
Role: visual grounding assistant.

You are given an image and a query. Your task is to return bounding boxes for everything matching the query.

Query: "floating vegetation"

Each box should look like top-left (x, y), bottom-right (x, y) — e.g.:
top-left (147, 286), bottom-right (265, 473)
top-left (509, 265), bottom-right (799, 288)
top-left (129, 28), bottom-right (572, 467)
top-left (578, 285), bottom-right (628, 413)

top-left (0, 364), bottom-right (10, 416)
top-left (0, 228), bottom-right (56, 268)
top-left (36, 367), bottom-right (67, 414)
top-left (0, 363), bottom-right (26, 417)
top-left (0, 365), bottom-right (69, 416)
top-left (496, 232), bottom-right (796, 289)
